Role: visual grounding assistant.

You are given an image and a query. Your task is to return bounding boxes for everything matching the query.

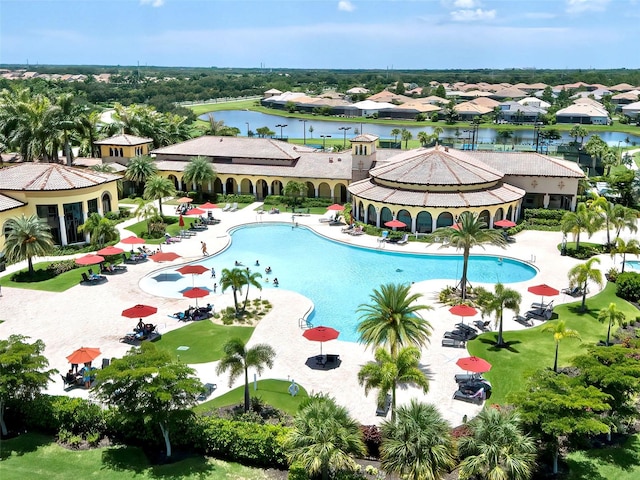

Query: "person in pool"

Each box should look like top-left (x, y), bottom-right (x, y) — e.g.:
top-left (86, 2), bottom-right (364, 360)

top-left (265, 266), bottom-right (272, 274)
top-left (273, 278), bottom-right (279, 287)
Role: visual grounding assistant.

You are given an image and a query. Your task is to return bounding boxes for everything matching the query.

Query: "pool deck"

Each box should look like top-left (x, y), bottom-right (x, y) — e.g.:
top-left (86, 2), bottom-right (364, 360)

top-left (0, 201), bottom-right (632, 427)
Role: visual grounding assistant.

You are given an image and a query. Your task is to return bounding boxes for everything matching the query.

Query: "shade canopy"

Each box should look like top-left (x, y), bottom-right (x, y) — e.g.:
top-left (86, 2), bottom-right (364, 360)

top-left (527, 284), bottom-right (559, 297)
top-left (451, 223), bottom-right (461, 231)
top-left (326, 204), bottom-right (345, 211)
top-left (494, 219), bottom-right (516, 228)
top-left (97, 246), bottom-right (124, 256)
top-left (303, 326), bottom-right (340, 356)
top-left (149, 252), bottom-right (181, 262)
top-left (449, 304), bottom-right (478, 318)
top-left (120, 236), bottom-right (146, 245)
top-left (66, 347), bottom-right (101, 364)
top-left (176, 265), bottom-right (209, 275)
top-left (200, 202), bottom-right (218, 210)
top-left (75, 254), bottom-right (104, 266)
top-left (384, 219), bottom-right (406, 228)
top-left (122, 304), bottom-right (157, 318)
top-left (177, 197), bottom-right (193, 203)
top-left (456, 356), bottom-right (492, 373)
top-left (185, 207), bottom-right (206, 216)
top-left (182, 287), bottom-right (210, 299)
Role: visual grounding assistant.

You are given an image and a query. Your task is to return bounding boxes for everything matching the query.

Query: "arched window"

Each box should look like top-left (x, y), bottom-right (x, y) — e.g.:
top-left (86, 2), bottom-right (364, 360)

top-left (119, 148), bottom-right (124, 157)
top-left (506, 205), bottom-right (513, 221)
top-left (109, 147), bottom-right (113, 156)
top-left (101, 192), bottom-right (112, 214)
top-left (416, 211), bottom-right (433, 233)
top-left (380, 207), bottom-right (393, 225)
top-left (367, 204), bottom-right (377, 226)
top-left (437, 212), bottom-right (454, 228)
top-left (494, 207), bottom-right (504, 222)
top-left (358, 201), bottom-right (365, 222)
top-left (397, 209), bottom-right (412, 230)
top-left (479, 210), bottom-right (490, 227)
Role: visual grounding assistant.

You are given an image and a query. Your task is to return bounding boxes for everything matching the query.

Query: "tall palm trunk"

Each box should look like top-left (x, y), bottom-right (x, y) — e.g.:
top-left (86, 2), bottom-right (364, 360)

top-left (553, 342), bottom-right (559, 373)
top-left (243, 366), bottom-right (250, 412)
top-left (232, 288), bottom-right (240, 315)
top-left (461, 246), bottom-right (470, 299)
top-left (497, 311), bottom-right (505, 346)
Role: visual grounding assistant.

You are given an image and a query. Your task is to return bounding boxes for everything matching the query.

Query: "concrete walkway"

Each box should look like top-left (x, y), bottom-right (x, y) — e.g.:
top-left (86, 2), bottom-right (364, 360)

top-left (0, 201), bottom-right (634, 427)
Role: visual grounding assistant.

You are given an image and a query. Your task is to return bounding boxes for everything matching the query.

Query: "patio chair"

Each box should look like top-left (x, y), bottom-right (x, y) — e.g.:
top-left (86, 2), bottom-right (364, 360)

top-left (396, 233), bottom-right (409, 245)
top-left (222, 203), bottom-right (231, 212)
top-left (441, 338), bottom-right (465, 348)
top-left (341, 224), bottom-right (355, 233)
top-left (376, 394), bottom-right (392, 417)
top-left (349, 226), bottom-right (365, 236)
top-left (377, 230), bottom-right (389, 244)
top-left (531, 300), bottom-right (554, 311)
top-left (197, 382), bottom-right (217, 401)
top-left (229, 202), bottom-right (238, 212)
top-left (514, 315), bottom-right (533, 327)
top-left (473, 320), bottom-right (491, 332)
top-left (525, 306), bottom-right (553, 321)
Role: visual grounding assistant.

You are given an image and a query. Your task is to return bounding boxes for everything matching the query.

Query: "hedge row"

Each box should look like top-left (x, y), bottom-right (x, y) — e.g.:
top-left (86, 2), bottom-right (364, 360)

top-left (617, 272), bottom-right (640, 302)
top-left (11, 395), bottom-right (289, 468)
top-left (524, 208), bottom-right (565, 221)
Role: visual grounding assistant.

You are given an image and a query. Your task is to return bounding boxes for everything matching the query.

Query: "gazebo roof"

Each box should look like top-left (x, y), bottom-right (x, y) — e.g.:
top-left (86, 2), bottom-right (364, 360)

top-left (0, 163), bottom-right (120, 191)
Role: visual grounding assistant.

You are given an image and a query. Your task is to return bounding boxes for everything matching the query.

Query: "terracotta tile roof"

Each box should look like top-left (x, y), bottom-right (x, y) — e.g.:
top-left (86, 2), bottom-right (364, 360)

top-left (155, 151), bottom-right (352, 180)
top-left (556, 103), bottom-right (609, 118)
top-left (454, 102), bottom-right (493, 115)
top-left (348, 178), bottom-right (524, 208)
top-left (351, 134), bottom-right (379, 142)
top-left (470, 152), bottom-right (585, 178)
top-left (0, 164), bottom-right (120, 191)
top-left (470, 97), bottom-right (501, 108)
top-left (94, 134), bottom-right (153, 146)
top-left (371, 147), bottom-right (503, 187)
top-left (0, 193), bottom-right (26, 212)
top-left (491, 87), bottom-right (528, 99)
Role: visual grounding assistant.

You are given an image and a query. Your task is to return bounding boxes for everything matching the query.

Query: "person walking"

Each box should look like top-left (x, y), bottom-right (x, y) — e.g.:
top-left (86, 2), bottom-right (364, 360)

top-left (201, 241), bottom-right (208, 256)
top-left (211, 267), bottom-right (216, 278)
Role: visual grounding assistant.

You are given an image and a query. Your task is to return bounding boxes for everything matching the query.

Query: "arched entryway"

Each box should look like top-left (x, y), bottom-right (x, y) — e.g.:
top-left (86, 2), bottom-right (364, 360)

top-left (318, 182), bottom-right (331, 199)
top-left (494, 207), bottom-right (504, 222)
top-left (214, 178), bottom-right (224, 195)
top-left (168, 174), bottom-right (179, 190)
top-left (271, 180), bottom-right (283, 196)
top-left (479, 209), bottom-right (490, 227)
top-left (240, 178), bottom-right (254, 195)
top-left (256, 179), bottom-right (268, 200)
top-left (437, 212), bottom-right (454, 228)
top-left (225, 178), bottom-right (238, 195)
top-left (416, 211), bottom-right (433, 233)
top-left (357, 201), bottom-right (365, 222)
top-left (305, 182), bottom-right (315, 198)
top-left (335, 183), bottom-right (348, 203)
top-left (101, 192), bottom-right (112, 213)
top-left (380, 207), bottom-right (393, 226)
top-left (397, 209), bottom-right (412, 230)
top-left (367, 205), bottom-right (377, 226)
top-left (506, 205), bottom-right (513, 221)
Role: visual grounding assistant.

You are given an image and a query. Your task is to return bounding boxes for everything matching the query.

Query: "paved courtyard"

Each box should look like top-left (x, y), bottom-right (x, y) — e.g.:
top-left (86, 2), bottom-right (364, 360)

top-left (0, 202), bottom-right (629, 427)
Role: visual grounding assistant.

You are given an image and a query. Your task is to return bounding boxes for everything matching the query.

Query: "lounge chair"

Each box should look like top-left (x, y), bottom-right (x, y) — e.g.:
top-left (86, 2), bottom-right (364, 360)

top-left (396, 233), bottom-right (409, 245)
top-left (377, 230), bottom-right (389, 244)
top-left (562, 286), bottom-right (586, 297)
top-left (531, 300), bottom-right (553, 310)
top-left (455, 373), bottom-right (484, 384)
top-left (319, 212), bottom-right (335, 223)
top-left (222, 203), bottom-right (231, 212)
top-left (229, 202), bottom-right (238, 212)
top-left (349, 226), bottom-right (365, 236)
top-left (441, 338), bottom-right (465, 348)
top-left (473, 320), bottom-right (491, 332)
top-left (341, 224), bottom-right (355, 233)
top-left (197, 382), bottom-right (218, 401)
top-left (376, 393), bottom-right (392, 417)
top-left (514, 315), bottom-right (533, 327)
top-left (525, 306), bottom-right (553, 321)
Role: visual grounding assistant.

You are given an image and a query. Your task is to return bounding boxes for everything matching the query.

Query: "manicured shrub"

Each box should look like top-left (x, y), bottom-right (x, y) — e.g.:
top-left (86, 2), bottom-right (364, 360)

top-left (616, 272), bottom-right (640, 302)
top-left (360, 425), bottom-right (381, 459)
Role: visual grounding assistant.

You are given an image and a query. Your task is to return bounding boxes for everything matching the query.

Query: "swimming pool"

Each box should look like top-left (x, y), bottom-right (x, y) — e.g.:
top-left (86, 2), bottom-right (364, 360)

top-left (140, 224), bottom-right (537, 342)
top-left (627, 260), bottom-right (640, 271)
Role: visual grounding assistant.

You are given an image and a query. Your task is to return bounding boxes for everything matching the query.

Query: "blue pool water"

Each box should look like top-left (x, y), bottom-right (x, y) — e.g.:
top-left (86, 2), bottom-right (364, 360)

top-left (627, 260), bottom-right (640, 271)
top-left (140, 224), bottom-right (537, 342)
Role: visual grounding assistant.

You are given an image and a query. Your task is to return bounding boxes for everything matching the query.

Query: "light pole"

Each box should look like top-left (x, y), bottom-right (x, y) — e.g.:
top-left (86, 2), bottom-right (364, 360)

top-left (321, 135), bottom-right (331, 151)
top-left (245, 122), bottom-right (250, 137)
top-left (534, 122), bottom-right (543, 153)
top-left (300, 119), bottom-right (307, 145)
top-left (338, 126), bottom-right (352, 148)
top-left (275, 124), bottom-right (287, 140)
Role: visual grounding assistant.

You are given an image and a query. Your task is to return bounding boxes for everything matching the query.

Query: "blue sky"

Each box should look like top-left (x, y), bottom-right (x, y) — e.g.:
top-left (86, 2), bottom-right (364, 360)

top-left (1, 0), bottom-right (639, 70)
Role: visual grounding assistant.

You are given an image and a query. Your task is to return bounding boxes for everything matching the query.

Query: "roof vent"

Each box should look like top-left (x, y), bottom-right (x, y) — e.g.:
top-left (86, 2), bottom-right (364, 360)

top-left (337, 158), bottom-right (342, 162)
top-left (444, 146), bottom-right (449, 152)
top-left (329, 157), bottom-right (333, 163)
top-left (219, 138), bottom-right (223, 142)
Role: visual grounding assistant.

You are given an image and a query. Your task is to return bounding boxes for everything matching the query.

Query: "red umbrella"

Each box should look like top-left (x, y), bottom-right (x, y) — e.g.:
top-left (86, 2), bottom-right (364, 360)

top-left (494, 219), bottom-right (516, 228)
top-left (66, 347), bottom-right (101, 365)
top-left (303, 326), bottom-right (340, 355)
top-left (449, 304), bottom-right (478, 319)
top-left (177, 265), bottom-right (209, 275)
top-left (120, 236), bottom-right (146, 245)
top-left (177, 197), bottom-right (193, 203)
top-left (451, 223), bottom-right (461, 231)
top-left (97, 246), bottom-right (124, 256)
top-left (75, 254), bottom-right (105, 266)
top-left (200, 202), bottom-right (218, 210)
top-left (384, 219), bottom-right (406, 228)
top-left (149, 251), bottom-right (181, 262)
top-left (122, 304), bottom-right (157, 318)
top-left (178, 214), bottom-right (185, 227)
top-left (185, 207), bottom-right (206, 216)
top-left (327, 204), bottom-right (345, 211)
top-left (456, 356), bottom-right (492, 373)
top-left (182, 286), bottom-right (210, 307)
top-left (528, 284), bottom-right (559, 305)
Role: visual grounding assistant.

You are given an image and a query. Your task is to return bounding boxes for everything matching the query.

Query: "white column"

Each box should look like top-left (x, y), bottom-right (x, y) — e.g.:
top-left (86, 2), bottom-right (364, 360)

top-left (432, 215), bottom-right (438, 232)
top-left (411, 217), bottom-right (417, 233)
top-left (268, 183), bottom-right (272, 196)
top-left (83, 210), bottom-right (90, 243)
top-left (376, 209), bottom-right (381, 228)
top-left (330, 186), bottom-right (335, 202)
top-left (314, 186), bottom-right (319, 198)
top-left (177, 179), bottom-right (183, 191)
top-left (222, 182), bottom-right (227, 195)
top-left (58, 214), bottom-right (68, 246)
top-left (570, 196), bottom-right (577, 211)
top-left (363, 206), bottom-right (368, 224)
top-left (207, 181), bottom-right (212, 192)
top-left (543, 194), bottom-right (550, 208)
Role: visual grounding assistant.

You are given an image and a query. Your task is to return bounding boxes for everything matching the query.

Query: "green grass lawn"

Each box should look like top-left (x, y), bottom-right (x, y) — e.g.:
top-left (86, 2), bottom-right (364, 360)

top-left (125, 216), bottom-right (184, 245)
top-left (155, 321), bottom-right (254, 363)
top-left (566, 434), bottom-right (640, 480)
top-left (467, 282), bottom-right (639, 405)
top-left (0, 432), bottom-right (270, 480)
top-left (195, 379), bottom-right (309, 416)
top-left (256, 203), bottom-right (334, 215)
top-left (0, 262), bottom-right (98, 292)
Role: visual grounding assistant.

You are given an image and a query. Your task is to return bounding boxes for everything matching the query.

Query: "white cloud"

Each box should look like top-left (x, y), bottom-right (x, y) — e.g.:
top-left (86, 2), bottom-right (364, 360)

top-left (566, 0), bottom-right (610, 13)
top-left (140, 0), bottom-right (164, 7)
top-left (522, 12), bottom-right (557, 20)
top-left (450, 8), bottom-right (496, 21)
top-left (338, 1), bottom-right (355, 12)
top-left (453, 0), bottom-right (478, 7)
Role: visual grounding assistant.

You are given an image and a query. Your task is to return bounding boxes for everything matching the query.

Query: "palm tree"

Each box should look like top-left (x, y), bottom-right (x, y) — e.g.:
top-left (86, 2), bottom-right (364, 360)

top-left (206, 113), bottom-right (226, 135)
top-left (220, 267), bottom-right (247, 315)
top-left (357, 283), bottom-right (432, 356)
top-left (561, 203), bottom-right (602, 251)
top-left (567, 257), bottom-right (603, 312)
top-left (53, 92), bottom-right (84, 166)
top-left (432, 126), bottom-right (444, 143)
top-left (242, 270), bottom-right (262, 312)
top-left (78, 110), bottom-right (102, 158)
top-left (380, 399), bottom-right (455, 480)
top-left (430, 211), bottom-right (506, 300)
top-left (283, 181), bottom-right (308, 209)
top-left (124, 155), bottom-right (157, 195)
top-left (78, 213), bottom-right (117, 247)
top-left (144, 175), bottom-right (176, 215)
top-left (358, 346), bottom-right (429, 423)
top-left (3, 215), bottom-right (54, 276)
top-left (610, 237), bottom-right (640, 273)
top-left (391, 128), bottom-right (401, 146)
top-left (588, 195), bottom-right (617, 246)
top-left (598, 302), bottom-right (626, 346)
top-left (458, 407), bottom-right (537, 480)
top-left (497, 128), bottom-right (514, 150)
top-left (182, 156), bottom-right (216, 194)
top-left (601, 149), bottom-right (619, 176)
top-left (569, 125), bottom-right (589, 147)
top-left (417, 131), bottom-right (431, 147)
top-left (611, 204), bottom-right (638, 242)
top-left (401, 128), bottom-right (413, 149)
top-left (541, 320), bottom-right (581, 373)
top-left (133, 200), bottom-right (161, 235)
top-left (584, 135), bottom-right (608, 171)
top-left (215, 338), bottom-right (275, 412)
top-left (476, 283), bottom-right (522, 347)
top-left (284, 395), bottom-right (365, 480)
